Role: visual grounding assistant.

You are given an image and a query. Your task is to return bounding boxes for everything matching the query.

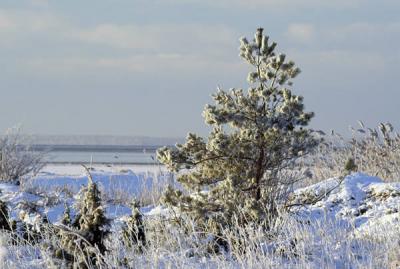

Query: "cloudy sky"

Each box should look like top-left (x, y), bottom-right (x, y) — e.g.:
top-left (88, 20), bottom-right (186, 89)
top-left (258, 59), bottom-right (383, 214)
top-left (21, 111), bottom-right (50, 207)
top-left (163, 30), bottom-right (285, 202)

top-left (0, 0), bottom-right (399, 137)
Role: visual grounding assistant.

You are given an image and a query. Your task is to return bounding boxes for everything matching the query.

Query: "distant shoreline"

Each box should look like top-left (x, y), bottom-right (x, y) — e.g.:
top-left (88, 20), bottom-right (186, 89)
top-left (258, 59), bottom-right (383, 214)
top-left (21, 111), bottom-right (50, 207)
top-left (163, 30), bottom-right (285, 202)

top-left (30, 144), bottom-right (173, 153)
top-left (42, 161), bottom-right (161, 165)
top-left (27, 144), bottom-right (175, 164)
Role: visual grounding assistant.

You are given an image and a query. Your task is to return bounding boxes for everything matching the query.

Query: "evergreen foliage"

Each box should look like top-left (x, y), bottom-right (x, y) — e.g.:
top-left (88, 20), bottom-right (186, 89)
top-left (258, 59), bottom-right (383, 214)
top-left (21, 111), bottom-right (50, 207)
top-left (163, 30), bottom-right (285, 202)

top-left (344, 158), bottom-right (357, 173)
top-left (61, 204), bottom-right (72, 227)
top-left (157, 28), bottom-right (318, 228)
top-left (0, 200), bottom-right (11, 231)
top-left (122, 199), bottom-right (146, 251)
top-left (56, 166), bottom-right (110, 268)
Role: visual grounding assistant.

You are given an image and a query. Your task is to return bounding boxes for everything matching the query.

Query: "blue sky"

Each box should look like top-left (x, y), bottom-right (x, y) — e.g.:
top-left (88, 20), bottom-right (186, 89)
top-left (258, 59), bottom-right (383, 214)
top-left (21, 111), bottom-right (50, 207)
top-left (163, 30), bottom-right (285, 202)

top-left (0, 0), bottom-right (399, 137)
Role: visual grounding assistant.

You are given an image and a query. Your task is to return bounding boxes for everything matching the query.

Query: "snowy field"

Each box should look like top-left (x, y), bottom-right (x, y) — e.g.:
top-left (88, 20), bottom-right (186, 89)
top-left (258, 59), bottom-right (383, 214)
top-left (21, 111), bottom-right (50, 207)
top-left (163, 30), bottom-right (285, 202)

top-left (0, 164), bottom-right (399, 268)
top-left (9, 165), bottom-right (400, 235)
top-left (2, 164), bottom-right (170, 223)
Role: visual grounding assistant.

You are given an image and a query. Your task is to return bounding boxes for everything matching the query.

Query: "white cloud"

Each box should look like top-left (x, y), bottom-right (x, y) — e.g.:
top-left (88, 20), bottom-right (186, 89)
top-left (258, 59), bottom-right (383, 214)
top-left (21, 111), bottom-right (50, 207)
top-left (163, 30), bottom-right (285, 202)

top-left (315, 50), bottom-right (386, 71)
top-left (0, 9), bottom-right (70, 48)
top-left (0, 15), bottom-right (15, 31)
top-left (288, 48), bottom-right (387, 78)
top-left (284, 21), bottom-right (400, 65)
top-left (21, 53), bottom-right (245, 77)
top-left (0, 8), bottom-right (244, 76)
top-left (1, 5), bottom-right (397, 83)
top-left (327, 22), bottom-right (400, 42)
top-left (160, 0), bottom-right (363, 9)
top-left (285, 23), bottom-right (315, 43)
top-left (29, 0), bottom-right (49, 8)
top-left (285, 22), bottom-right (400, 47)
top-left (75, 23), bottom-right (238, 55)
top-left (0, 9), bottom-right (66, 32)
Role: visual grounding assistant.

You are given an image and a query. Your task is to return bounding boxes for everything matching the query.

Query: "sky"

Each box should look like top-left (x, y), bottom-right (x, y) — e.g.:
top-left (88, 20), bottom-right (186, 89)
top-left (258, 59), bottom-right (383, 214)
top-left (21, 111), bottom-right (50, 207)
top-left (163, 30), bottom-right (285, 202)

top-left (0, 0), bottom-right (399, 137)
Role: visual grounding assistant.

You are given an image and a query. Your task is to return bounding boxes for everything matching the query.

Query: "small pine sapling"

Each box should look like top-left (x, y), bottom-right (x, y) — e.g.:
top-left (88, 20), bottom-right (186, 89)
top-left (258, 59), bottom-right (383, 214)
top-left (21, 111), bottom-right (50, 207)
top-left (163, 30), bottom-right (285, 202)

top-left (122, 199), bottom-right (146, 251)
top-left (56, 165), bottom-right (110, 268)
top-left (344, 158), bottom-right (357, 173)
top-left (158, 28), bottom-right (318, 229)
top-left (61, 203), bottom-right (72, 227)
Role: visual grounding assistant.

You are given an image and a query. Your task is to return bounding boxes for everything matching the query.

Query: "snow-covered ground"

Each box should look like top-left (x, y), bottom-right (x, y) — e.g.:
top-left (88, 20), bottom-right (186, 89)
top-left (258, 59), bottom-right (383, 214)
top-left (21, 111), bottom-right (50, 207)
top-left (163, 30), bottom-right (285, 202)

top-left (1, 164), bottom-right (170, 223)
top-left (38, 163), bottom-right (164, 176)
top-left (1, 166), bottom-right (399, 268)
top-left (2, 165), bottom-right (400, 234)
top-left (292, 172), bottom-right (400, 236)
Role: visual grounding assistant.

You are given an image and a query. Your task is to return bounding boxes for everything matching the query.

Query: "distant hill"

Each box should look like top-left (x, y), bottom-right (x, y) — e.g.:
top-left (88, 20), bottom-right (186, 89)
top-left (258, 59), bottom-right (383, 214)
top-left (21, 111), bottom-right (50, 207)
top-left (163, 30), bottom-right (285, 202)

top-left (25, 135), bottom-right (184, 146)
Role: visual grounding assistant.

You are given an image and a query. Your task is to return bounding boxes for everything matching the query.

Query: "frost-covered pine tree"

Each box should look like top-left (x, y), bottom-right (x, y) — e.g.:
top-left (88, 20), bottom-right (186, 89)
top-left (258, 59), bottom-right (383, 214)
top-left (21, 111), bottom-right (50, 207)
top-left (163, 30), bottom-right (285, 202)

top-left (56, 167), bottom-right (110, 268)
top-left (122, 199), bottom-right (146, 251)
top-left (61, 204), bottom-right (72, 227)
top-left (157, 28), bottom-right (318, 227)
top-left (73, 176), bottom-right (109, 254)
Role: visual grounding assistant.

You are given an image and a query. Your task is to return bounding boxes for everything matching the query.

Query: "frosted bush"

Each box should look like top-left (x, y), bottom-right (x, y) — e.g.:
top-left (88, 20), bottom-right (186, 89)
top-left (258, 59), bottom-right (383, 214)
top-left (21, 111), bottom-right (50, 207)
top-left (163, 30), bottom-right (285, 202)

top-left (0, 127), bottom-right (45, 183)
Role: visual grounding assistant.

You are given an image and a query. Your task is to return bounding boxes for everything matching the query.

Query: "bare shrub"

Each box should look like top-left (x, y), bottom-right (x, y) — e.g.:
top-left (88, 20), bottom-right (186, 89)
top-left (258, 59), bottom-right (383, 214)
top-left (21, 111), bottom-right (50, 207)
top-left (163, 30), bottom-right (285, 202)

top-left (0, 127), bottom-right (45, 183)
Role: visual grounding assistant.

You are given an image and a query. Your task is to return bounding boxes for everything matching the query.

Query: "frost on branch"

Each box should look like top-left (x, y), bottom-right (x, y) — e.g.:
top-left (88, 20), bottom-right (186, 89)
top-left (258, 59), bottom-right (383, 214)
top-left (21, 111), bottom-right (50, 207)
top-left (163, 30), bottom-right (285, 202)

top-left (122, 199), bottom-right (146, 251)
top-left (55, 167), bottom-right (110, 268)
top-left (157, 28), bottom-right (319, 228)
top-left (0, 127), bottom-right (45, 183)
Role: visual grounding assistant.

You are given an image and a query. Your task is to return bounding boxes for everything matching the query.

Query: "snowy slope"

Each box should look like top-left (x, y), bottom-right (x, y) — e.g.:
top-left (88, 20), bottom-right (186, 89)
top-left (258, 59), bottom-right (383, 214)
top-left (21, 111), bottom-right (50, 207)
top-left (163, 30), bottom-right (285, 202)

top-left (292, 172), bottom-right (400, 236)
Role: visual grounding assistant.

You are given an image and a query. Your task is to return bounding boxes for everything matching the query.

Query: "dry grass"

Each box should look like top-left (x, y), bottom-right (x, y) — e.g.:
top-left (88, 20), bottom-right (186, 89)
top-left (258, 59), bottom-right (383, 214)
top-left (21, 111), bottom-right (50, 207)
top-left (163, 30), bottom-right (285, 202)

top-left (99, 170), bottom-right (174, 207)
top-left (306, 122), bottom-right (400, 184)
top-left (1, 210), bottom-right (398, 268)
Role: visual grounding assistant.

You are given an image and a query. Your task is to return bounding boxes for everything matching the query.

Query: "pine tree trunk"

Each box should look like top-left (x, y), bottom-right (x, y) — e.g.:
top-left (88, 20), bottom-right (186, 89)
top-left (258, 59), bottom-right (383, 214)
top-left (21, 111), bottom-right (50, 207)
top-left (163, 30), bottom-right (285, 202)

top-left (254, 146), bottom-right (264, 201)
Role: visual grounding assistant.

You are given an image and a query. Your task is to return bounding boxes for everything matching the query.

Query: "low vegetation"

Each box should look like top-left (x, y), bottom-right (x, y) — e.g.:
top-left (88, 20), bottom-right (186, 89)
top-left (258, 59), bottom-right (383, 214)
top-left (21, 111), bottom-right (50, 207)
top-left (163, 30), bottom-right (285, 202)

top-left (0, 127), bottom-right (45, 184)
top-left (309, 121), bottom-right (400, 182)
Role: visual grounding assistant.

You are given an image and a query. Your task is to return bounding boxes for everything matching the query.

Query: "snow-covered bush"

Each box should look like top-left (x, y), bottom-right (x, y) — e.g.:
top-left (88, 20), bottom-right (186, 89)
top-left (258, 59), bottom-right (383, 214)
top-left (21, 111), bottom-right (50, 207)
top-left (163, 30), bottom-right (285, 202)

top-left (157, 28), bottom-right (318, 229)
top-left (122, 199), bottom-right (146, 251)
top-left (0, 127), bottom-right (45, 183)
top-left (55, 167), bottom-right (110, 268)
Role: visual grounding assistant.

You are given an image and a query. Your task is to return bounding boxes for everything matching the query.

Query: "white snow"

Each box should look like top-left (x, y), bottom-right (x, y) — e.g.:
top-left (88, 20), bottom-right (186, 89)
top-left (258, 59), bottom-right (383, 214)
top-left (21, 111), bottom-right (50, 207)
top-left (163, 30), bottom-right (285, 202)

top-left (0, 163), bottom-right (398, 239)
top-left (292, 172), bottom-right (400, 235)
top-left (0, 166), bottom-right (399, 268)
top-left (29, 163), bottom-right (167, 195)
top-left (1, 166), bottom-right (399, 234)
top-left (0, 164), bottom-right (171, 223)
